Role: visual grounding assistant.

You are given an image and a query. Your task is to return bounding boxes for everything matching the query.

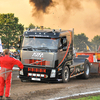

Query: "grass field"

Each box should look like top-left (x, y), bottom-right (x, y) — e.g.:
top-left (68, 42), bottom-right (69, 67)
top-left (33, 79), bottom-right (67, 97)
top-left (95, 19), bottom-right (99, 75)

top-left (68, 95), bottom-right (100, 100)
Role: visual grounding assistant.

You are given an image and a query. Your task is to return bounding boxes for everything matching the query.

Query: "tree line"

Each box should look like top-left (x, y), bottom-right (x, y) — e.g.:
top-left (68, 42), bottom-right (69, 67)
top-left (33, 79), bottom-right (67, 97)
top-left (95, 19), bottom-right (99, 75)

top-left (0, 13), bottom-right (100, 51)
top-left (0, 13), bottom-right (50, 49)
top-left (74, 33), bottom-right (100, 51)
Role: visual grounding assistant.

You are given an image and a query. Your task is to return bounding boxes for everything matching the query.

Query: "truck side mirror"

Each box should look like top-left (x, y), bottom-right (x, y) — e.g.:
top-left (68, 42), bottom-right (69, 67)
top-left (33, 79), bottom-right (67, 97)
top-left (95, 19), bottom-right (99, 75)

top-left (61, 38), bottom-right (63, 44)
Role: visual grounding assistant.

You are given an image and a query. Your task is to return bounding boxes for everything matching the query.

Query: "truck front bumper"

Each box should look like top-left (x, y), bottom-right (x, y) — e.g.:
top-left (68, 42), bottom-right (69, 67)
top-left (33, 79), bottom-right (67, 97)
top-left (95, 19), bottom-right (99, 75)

top-left (19, 75), bottom-right (59, 82)
top-left (19, 66), bottom-right (62, 82)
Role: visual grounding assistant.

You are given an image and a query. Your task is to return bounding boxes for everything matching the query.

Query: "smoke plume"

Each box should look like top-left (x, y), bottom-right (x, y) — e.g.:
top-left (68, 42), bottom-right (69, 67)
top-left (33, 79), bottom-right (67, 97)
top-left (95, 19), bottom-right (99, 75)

top-left (29, 0), bottom-right (81, 17)
top-left (94, 0), bottom-right (100, 8)
top-left (62, 0), bottom-right (81, 11)
top-left (29, 0), bottom-right (100, 41)
top-left (84, 0), bottom-right (100, 32)
top-left (29, 0), bottom-right (55, 14)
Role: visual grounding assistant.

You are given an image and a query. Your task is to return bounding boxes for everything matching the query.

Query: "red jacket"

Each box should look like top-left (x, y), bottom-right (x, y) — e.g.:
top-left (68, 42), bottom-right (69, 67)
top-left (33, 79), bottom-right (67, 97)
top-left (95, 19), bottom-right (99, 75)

top-left (0, 55), bottom-right (23, 70)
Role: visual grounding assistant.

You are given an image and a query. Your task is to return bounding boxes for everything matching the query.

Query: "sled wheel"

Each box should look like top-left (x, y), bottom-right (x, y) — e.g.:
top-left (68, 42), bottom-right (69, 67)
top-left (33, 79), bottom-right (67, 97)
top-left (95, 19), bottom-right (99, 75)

top-left (83, 60), bottom-right (90, 79)
top-left (62, 65), bottom-right (69, 83)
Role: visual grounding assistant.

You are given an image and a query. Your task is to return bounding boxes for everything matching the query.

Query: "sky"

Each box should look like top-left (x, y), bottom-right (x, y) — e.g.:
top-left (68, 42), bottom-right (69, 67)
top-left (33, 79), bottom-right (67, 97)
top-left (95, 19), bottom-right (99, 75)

top-left (0, 0), bottom-right (100, 41)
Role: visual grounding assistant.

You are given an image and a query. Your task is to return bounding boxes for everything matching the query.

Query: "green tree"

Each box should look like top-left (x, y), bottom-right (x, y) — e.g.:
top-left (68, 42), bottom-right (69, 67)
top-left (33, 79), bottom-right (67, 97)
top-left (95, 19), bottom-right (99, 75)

top-left (0, 13), bottom-right (24, 49)
top-left (44, 27), bottom-right (51, 29)
top-left (74, 33), bottom-right (91, 51)
top-left (25, 24), bottom-right (37, 30)
top-left (25, 24), bottom-right (51, 30)
top-left (91, 35), bottom-right (100, 51)
top-left (28, 23), bottom-right (35, 29)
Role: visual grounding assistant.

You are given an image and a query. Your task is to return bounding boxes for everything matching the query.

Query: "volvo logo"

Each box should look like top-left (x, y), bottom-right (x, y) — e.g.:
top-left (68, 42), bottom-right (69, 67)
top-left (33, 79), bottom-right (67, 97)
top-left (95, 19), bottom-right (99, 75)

top-left (32, 52), bottom-right (43, 58)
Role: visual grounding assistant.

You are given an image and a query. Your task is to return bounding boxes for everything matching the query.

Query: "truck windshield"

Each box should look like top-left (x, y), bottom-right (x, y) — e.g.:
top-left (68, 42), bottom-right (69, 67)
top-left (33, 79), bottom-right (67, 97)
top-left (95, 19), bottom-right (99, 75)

top-left (22, 37), bottom-right (59, 50)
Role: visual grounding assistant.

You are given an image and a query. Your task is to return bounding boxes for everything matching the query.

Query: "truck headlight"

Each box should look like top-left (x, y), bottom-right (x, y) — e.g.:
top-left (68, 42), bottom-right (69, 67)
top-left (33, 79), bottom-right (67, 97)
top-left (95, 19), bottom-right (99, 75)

top-left (20, 69), bottom-right (24, 75)
top-left (50, 69), bottom-right (56, 78)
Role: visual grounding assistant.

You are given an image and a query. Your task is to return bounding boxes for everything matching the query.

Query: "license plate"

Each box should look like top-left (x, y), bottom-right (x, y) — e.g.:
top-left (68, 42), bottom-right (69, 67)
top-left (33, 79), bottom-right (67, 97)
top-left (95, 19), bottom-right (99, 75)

top-left (31, 78), bottom-right (41, 81)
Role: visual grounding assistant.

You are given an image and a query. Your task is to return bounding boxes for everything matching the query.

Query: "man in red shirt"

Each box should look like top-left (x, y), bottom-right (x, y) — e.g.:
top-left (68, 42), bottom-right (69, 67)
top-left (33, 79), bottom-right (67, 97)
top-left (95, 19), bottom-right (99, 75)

top-left (0, 49), bottom-right (24, 100)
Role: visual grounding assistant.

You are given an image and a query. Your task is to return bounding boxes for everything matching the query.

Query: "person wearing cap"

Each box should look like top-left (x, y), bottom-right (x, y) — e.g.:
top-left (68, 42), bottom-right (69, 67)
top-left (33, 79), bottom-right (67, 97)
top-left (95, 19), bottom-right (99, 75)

top-left (0, 49), bottom-right (24, 100)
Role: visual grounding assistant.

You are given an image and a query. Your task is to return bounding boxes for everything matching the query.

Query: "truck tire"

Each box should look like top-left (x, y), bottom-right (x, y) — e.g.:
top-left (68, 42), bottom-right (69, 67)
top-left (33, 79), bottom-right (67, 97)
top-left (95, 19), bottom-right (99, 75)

top-left (62, 65), bottom-right (69, 83)
top-left (76, 60), bottom-right (90, 79)
top-left (82, 60), bottom-right (90, 79)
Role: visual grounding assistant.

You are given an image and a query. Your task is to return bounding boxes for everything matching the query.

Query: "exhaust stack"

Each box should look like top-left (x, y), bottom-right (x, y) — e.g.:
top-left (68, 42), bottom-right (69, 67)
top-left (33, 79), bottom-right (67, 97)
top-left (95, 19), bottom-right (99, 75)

top-left (40, 26), bottom-right (44, 30)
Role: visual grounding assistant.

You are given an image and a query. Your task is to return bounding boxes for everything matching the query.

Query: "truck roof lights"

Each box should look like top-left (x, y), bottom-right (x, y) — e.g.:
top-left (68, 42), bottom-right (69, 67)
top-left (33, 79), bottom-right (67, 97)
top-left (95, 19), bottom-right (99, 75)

top-left (35, 27), bottom-right (37, 30)
top-left (59, 29), bottom-right (61, 32)
top-left (52, 29), bottom-right (55, 32)
top-left (27, 28), bottom-right (30, 31)
top-left (54, 33), bottom-right (56, 35)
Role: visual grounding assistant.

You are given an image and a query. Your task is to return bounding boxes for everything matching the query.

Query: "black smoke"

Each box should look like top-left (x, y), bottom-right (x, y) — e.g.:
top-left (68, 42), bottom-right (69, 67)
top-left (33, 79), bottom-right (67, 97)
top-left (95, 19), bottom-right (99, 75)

top-left (29, 0), bottom-right (54, 13)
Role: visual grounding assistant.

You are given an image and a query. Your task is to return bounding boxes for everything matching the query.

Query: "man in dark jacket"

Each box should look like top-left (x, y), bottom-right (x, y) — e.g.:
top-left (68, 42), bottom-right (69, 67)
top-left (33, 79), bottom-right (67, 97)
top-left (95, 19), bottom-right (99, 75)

top-left (0, 49), bottom-right (24, 100)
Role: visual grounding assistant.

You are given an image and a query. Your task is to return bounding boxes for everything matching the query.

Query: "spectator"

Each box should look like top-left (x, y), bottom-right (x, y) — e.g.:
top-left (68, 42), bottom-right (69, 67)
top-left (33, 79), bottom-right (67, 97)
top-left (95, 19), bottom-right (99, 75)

top-left (0, 49), bottom-right (23, 100)
top-left (0, 53), bottom-right (3, 57)
top-left (12, 52), bottom-right (17, 58)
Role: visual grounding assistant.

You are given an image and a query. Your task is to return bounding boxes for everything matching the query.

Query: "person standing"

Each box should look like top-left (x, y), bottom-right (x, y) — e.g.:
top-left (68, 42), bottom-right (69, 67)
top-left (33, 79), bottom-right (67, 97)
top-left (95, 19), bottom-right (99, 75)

top-left (0, 49), bottom-right (24, 100)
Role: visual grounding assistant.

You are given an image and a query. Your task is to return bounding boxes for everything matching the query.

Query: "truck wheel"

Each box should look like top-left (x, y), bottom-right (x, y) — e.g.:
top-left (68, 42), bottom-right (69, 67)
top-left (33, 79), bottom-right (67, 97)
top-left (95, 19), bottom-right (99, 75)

top-left (62, 65), bottom-right (69, 83)
top-left (83, 60), bottom-right (90, 79)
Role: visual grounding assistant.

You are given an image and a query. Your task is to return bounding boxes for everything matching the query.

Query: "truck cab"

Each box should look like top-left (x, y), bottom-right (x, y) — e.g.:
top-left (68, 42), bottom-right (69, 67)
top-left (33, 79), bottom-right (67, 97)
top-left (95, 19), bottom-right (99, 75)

top-left (19, 28), bottom-right (90, 83)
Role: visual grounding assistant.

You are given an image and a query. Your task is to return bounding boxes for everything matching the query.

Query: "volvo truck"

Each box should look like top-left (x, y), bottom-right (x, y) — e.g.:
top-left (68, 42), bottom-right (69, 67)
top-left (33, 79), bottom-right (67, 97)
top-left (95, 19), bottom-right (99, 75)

top-left (18, 28), bottom-right (90, 83)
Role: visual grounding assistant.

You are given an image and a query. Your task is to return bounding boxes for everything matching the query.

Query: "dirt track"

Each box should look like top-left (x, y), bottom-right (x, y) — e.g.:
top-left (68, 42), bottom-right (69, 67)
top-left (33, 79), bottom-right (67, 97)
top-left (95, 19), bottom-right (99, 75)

top-left (2, 71), bottom-right (100, 100)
